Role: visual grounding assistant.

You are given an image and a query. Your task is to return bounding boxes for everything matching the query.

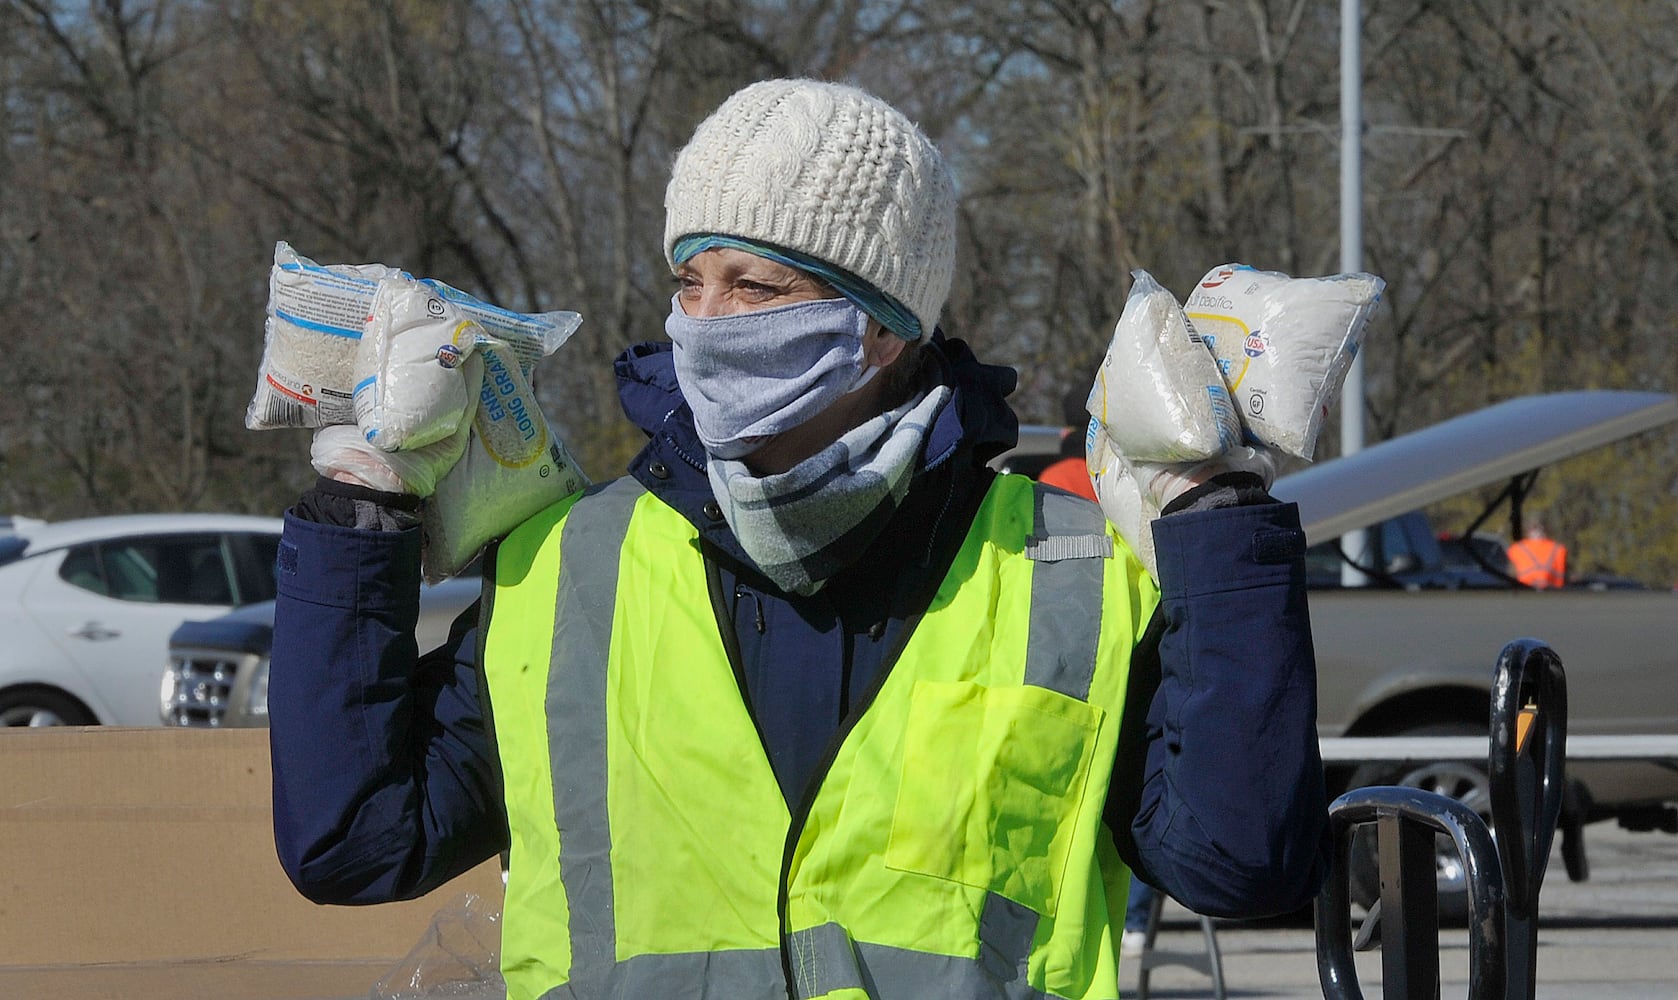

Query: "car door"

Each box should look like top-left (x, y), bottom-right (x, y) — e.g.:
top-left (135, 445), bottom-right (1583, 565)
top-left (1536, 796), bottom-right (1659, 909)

top-left (23, 533), bottom-right (244, 725)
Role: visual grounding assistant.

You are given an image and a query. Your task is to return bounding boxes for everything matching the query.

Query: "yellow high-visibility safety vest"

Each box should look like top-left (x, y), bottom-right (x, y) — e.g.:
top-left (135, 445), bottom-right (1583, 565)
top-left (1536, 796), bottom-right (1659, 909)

top-left (483, 473), bottom-right (1159, 1000)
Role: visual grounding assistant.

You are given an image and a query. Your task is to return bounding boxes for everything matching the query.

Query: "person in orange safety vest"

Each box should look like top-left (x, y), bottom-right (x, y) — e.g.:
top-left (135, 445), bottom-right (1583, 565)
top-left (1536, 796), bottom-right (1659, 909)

top-left (1038, 388), bottom-right (1099, 501)
top-left (1507, 519), bottom-right (1568, 589)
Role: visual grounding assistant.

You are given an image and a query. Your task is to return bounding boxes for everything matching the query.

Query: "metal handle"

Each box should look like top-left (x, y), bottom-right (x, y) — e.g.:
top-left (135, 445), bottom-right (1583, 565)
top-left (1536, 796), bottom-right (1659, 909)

top-left (1315, 639), bottom-right (1567, 1000)
top-left (1316, 785), bottom-right (1506, 1000)
top-left (68, 622), bottom-right (120, 641)
top-left (1488, 638), bottom-right (1566, 1000)
top-left (1488, 638), bottom-right (1566, 920)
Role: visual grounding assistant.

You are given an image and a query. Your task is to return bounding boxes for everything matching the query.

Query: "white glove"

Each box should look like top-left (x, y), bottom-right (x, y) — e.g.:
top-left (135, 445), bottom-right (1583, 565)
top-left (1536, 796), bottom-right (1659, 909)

top-left (1088, 431), bottom-right (1154, 574)
top-left (1135, 443), bottom-right (1279, 507)
top-left (1090, 428), bottom-right (1279, 579)
top-left (309, 422), bottom-right (469, 497)
top-left (311, 355), bottom-right (483, 497)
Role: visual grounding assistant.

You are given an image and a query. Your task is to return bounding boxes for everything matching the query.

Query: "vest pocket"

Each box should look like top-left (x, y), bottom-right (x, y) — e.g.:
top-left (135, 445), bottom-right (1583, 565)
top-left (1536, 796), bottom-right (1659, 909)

top-left (884, 680), bottom-right (1105, 918)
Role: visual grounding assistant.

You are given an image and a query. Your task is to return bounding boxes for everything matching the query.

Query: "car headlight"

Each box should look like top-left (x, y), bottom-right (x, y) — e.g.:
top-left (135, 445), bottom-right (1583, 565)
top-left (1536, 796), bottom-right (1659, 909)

top-left (159, 663), bottom-right (183, 724)
top-left (248, 657), bottom-right (270, 716)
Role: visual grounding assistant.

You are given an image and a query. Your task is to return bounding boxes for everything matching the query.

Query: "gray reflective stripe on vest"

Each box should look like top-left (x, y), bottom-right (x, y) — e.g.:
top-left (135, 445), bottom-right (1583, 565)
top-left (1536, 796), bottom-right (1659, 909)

top-left (1023, 488), bottom-right (1109, 701)
top-left (788, 921), bottom-right (866, 996)
top-left (978, 892), bottom-right (1042, 984)
top-left (546, 477), bottom-right (644, 994)
top-left (537, 948), bottom-right (786, 1000)
top-left (786, 918), bottom-right (1063, 1000)
top-left (857, 939), bottom-right (1064, 1000)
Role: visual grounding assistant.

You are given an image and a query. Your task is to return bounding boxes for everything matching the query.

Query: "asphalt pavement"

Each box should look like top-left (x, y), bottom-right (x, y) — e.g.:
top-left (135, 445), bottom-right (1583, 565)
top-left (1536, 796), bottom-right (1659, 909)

top-left (1122, 821), bottom-right (1678, 999)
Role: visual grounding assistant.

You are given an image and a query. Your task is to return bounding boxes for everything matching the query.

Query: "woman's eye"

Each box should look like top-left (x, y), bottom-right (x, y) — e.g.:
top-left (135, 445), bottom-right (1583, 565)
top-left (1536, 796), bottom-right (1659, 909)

top-left (738, 280), bottom-right (779, 299)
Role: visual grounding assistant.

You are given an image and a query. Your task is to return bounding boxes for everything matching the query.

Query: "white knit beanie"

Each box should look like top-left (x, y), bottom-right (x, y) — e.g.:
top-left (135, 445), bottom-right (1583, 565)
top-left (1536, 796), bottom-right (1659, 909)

top-left (664, 78), bottom-right (958, 340)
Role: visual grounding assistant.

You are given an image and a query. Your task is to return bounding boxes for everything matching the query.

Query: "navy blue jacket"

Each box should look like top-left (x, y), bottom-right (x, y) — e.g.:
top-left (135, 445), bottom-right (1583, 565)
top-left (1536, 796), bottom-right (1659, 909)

top-left (268, 335), bottom-right (1330, 920)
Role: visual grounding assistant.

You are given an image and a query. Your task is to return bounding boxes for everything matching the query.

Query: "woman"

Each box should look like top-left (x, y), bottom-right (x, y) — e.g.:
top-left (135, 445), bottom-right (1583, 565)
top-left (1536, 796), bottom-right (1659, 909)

top-left (268, 78), bottom-right (1328, 1000)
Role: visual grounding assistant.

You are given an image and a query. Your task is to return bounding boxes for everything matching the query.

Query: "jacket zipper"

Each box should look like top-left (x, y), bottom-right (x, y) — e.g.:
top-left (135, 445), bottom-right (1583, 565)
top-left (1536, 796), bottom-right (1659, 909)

top-left (774, 610), bottom-right (923, 999)
top-left (770, 468), bottom-right (993, 999)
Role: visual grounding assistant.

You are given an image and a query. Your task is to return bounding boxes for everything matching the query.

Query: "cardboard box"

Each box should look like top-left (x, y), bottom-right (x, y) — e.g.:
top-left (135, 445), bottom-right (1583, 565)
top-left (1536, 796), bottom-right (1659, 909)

top-left (0, 727), bottom-right (504, 999)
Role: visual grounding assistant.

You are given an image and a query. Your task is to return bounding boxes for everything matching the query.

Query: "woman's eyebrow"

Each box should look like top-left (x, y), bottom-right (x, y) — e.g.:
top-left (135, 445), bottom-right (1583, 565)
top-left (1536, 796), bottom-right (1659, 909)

top-left (738, 267), bottom-right (800, 286)
top-left (748, 265), bottom-right (828, 290)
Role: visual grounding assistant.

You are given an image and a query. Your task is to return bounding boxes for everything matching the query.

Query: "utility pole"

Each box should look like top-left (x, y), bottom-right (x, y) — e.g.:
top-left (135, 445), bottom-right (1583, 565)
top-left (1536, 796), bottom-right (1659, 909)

top-left (1340, 0), bottom-right (1370, 586)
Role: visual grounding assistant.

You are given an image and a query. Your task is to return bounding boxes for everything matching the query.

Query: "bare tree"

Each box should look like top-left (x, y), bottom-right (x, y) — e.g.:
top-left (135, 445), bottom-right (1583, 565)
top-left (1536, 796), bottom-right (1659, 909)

top-left (3, 0), bottom-right (1677, 582)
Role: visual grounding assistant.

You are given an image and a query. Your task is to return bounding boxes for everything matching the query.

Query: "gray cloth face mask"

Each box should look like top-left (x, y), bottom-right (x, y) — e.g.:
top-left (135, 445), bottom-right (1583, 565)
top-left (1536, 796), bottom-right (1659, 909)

top-left (665, 294), bottom-right (878, 459)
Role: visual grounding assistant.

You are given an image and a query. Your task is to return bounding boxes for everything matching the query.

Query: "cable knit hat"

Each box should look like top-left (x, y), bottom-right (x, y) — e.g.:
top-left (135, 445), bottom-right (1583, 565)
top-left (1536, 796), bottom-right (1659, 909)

top-left (664, 78), bottom-right (958, 340)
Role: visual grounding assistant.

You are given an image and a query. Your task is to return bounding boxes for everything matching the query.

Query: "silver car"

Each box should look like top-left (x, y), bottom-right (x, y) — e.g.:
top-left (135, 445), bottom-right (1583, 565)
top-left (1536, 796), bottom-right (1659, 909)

top-left (0, 513), bottom-right (284, 726)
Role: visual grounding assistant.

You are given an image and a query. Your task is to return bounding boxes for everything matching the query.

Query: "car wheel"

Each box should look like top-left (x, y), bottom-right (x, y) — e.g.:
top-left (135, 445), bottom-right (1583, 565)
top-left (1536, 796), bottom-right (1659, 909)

top-left (1346, 721), bottom-right (1489, 923)
top-left (0, 685), bottom-right (97, 727)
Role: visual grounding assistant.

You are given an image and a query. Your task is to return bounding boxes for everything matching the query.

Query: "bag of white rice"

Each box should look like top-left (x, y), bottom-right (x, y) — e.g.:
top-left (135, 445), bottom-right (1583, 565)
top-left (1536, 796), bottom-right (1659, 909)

top-left (247, 243), bottom-right (406, 429)
top-left (1086, 426), bottom-right (1158, 578)
top-left (353, 277), bottom-right (479, 451)
top-left (247, 241), bottom-right (580, 431)
top-left (353, 276), bottom-right (581, 452)
top-left (1085, 270), bottom-right (1242, 463)
top-left (421, 344), bottom-right (589, 582)
top-left (1183, 263), bottom-right (1384, 460)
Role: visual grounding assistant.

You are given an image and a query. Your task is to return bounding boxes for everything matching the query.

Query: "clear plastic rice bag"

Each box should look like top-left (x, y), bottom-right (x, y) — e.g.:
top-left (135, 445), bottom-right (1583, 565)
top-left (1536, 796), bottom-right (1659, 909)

top-left (247, 241), bottom-right (580, 431)
top-left (354, 278), bottom-right (483, 452)
top-left (1183, 263), bottom-right (1384, 460)
top-left (354, 276), bottom-right (579, 453)
top-left (249, 241), bottom-right (590, 581)
top-left (246, 244), bottom-right (405, 429)
top-left (422, 344), bottom-right (589, 583)
top-left (1085, 270), bottom-right (1242, 463)
top-left (1086, 425), bottom-right (1158, 577)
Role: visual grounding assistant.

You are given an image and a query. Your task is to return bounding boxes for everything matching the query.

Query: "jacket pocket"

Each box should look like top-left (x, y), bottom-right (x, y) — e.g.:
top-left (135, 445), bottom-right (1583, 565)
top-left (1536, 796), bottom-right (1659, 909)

top-left (884, 680), bottom-right (1105, 917)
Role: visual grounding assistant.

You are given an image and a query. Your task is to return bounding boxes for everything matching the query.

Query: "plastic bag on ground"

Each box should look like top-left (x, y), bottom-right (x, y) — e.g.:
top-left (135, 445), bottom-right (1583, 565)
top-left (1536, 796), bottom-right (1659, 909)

top-left (1085, 270), bottom-right (1242, 463)
top-left (370, 892), bottom-right (505, 1000)
top-left (1183, 263), bottom-right (1384, 460)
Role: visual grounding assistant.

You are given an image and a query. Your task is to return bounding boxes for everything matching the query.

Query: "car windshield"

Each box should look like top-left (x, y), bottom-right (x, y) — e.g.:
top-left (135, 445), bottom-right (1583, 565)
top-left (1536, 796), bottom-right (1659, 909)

top-left (1439, 534), bottom-right (1510, 574)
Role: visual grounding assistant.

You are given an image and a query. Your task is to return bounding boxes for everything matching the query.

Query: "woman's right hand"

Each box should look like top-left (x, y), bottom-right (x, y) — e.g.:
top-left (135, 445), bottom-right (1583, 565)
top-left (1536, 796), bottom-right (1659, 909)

top-left (310, 355), bottom-right (483, 497)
